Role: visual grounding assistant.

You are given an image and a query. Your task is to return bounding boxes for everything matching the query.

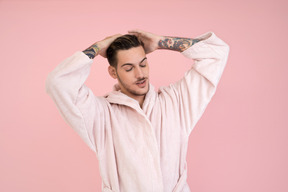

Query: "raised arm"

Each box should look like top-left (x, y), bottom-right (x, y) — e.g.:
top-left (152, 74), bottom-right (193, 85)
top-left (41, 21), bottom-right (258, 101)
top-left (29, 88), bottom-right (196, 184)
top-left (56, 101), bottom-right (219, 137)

top-left (45, 34), bottom-right (121, 154)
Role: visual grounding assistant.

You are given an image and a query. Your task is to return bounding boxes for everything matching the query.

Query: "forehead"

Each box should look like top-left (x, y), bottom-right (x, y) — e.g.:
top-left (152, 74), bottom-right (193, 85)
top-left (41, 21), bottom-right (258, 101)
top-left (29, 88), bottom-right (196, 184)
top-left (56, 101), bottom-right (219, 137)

top-left (116, 46), bottom-right (146, 65)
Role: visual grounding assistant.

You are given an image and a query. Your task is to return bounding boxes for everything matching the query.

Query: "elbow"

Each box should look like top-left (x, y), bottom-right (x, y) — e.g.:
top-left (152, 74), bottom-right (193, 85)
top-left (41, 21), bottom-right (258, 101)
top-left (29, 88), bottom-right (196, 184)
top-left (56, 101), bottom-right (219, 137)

top-left (216, 43), bottom-right (230, 62)
top-left (224, 43), bottom-right (230, 57)
top-left (45, 73), bottom-right (53, 94)
top-left (223, 44), bottom-right (230, 63)
top-left (221, 41), bottom-right (230, 57)
top-left (45, 72), bottom-right (58, 94)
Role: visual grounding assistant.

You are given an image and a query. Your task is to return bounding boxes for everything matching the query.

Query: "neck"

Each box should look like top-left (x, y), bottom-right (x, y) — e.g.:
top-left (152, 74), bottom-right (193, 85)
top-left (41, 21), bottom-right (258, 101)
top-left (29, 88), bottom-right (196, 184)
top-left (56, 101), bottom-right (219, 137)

top-left (123, 91), bottom-right (146, 108)
top-left (134, 95), bottom-right (145, 108)
top-left (117, 85), bottom-right (146, 108)
top-left (116, 82), bottom-right (149, 109)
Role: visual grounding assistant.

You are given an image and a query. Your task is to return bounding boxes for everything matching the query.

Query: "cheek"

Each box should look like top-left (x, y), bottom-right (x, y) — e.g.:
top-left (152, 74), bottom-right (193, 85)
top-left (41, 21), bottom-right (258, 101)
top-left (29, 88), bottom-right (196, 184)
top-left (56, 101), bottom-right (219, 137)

top-left (118, 72), bottom-right (134, 83)
top-left (144, 67), bottom-right (149, 76)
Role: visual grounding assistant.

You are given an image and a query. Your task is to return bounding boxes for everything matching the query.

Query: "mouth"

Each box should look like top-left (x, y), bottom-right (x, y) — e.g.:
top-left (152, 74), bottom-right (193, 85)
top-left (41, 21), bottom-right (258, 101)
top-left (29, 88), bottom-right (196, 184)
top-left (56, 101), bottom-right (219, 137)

top-left (136, 78), bottom-right (147, 88)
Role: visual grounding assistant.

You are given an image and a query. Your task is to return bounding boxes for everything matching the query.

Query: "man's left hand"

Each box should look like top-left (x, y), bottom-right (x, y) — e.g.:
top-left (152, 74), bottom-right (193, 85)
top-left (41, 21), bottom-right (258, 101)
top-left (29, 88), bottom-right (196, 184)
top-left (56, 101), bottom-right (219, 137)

top-left (128, 29), bottom-right (162, 54)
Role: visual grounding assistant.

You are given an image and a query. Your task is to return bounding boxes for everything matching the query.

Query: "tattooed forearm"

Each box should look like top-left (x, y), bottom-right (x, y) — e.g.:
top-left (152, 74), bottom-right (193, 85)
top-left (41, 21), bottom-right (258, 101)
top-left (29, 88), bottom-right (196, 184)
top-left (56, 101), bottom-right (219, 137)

top-left (83, 44), bottom-right (100, 59)
top-left (158, 37), bottom-right (201, 52)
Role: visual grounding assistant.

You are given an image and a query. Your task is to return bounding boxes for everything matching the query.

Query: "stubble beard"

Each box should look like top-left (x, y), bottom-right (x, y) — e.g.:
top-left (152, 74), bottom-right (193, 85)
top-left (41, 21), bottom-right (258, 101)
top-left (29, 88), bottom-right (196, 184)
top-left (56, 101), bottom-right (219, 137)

top-left (116, 72), bottom-right (149, 97)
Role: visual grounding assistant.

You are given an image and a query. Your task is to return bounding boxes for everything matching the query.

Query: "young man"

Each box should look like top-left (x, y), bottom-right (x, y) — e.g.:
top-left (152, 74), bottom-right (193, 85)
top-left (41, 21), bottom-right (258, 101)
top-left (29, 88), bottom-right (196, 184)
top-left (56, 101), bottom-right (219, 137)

top-left (45, 30), bottom-right (229, 192)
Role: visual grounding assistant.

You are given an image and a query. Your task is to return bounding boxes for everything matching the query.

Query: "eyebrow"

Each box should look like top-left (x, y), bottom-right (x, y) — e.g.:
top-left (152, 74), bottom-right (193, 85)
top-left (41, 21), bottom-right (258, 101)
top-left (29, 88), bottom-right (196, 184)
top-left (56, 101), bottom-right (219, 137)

top-left (121, 57), bottom-right (147, 68)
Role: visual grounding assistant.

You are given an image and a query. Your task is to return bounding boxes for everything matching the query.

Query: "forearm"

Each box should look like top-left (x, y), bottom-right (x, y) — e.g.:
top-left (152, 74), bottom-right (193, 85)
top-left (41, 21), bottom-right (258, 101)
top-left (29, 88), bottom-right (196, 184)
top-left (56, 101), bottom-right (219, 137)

top-left (82, 43), bottom-right (101, 59)
top-left (158, 36), bottom-right (201, 52)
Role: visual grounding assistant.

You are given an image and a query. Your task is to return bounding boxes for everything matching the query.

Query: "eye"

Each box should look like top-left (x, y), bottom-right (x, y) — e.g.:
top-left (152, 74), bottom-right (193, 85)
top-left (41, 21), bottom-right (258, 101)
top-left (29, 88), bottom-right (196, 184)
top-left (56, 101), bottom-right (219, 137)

top-left (125, 67), bottom-right (133, 72)
top-left (140, 60), bottom-right (147, 68)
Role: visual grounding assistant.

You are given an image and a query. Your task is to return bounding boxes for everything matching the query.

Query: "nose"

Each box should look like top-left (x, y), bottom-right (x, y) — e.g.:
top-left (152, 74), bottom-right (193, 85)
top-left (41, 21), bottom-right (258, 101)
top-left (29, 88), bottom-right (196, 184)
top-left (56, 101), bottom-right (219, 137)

top-left (134, 66), bottom-right (144, 79)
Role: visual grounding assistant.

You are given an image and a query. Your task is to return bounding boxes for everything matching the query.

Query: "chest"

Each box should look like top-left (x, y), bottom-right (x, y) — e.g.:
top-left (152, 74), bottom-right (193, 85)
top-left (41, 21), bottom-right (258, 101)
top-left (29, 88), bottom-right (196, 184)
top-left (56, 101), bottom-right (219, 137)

top-left (108, 102), bottom-right (183, 154)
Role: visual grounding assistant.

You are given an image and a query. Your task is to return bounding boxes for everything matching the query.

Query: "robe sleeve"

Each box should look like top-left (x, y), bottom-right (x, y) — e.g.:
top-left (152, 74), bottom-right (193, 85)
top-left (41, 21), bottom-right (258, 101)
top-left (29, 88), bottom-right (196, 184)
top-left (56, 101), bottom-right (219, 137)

top-left (164, 32), bottom-right (230, 135)
top-left (45, 51), bottom-right (106, 154)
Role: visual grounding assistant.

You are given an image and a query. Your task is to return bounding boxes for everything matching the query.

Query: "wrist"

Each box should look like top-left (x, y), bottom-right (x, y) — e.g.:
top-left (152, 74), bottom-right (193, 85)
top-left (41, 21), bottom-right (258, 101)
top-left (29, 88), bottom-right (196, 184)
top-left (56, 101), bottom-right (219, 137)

top-left (83, 42), bottom-right (100, 59)
top-left (156, 36), bottom-right (165, 50)
top-left (95, 41), bottom-right (104, 52)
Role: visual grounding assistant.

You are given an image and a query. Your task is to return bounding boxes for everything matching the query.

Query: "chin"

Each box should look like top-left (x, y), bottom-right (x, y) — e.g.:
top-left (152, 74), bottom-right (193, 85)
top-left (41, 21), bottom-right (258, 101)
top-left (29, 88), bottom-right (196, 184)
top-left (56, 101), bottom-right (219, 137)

top-left (133, 86), bottom-right (149, 96)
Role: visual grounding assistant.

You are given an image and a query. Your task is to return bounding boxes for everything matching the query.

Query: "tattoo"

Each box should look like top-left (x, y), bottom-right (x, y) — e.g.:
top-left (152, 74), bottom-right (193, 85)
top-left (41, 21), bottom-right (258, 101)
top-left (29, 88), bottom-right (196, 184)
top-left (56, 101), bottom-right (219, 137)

top-left (158, 37), bottom-right (201, 52)
top-left (83, 44), bottom-right (100, 59)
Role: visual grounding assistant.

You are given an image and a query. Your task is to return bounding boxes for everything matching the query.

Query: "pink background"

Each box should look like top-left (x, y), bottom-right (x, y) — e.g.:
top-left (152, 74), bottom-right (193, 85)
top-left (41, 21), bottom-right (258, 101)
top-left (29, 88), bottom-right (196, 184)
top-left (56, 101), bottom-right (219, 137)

top-left (0, 0), bottom-right (287, 191)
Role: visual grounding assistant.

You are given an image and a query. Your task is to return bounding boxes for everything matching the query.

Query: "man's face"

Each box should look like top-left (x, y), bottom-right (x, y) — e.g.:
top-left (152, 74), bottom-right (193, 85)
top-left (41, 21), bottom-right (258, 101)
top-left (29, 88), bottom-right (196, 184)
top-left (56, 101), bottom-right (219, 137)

top-left (113, 46), bottom-right (149, 99)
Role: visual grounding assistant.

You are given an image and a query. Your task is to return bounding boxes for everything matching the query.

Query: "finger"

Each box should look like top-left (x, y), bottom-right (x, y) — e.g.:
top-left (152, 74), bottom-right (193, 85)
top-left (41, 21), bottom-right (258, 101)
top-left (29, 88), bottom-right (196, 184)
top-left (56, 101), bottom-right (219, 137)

top-left (114, 33), bottom-right (122, 37)
top-left (128, 32), bottom-right (142, 40)
top-left (128, 29), bottom-right (143, 33)
top-left (128, 29), bottom-right (147, 36)
top-left (128, 32), bottom-right (139, 36)
top-left (111, 34), bottom-right (122, 39)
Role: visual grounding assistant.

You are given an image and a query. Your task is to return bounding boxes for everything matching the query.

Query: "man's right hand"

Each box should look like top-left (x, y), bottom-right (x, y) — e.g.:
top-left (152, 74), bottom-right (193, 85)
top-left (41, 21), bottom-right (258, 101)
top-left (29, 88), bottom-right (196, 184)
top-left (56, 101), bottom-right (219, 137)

top-left (83, 34), bottom-right (122, 59)
top-left (97, 34), bottom-right (122, 58)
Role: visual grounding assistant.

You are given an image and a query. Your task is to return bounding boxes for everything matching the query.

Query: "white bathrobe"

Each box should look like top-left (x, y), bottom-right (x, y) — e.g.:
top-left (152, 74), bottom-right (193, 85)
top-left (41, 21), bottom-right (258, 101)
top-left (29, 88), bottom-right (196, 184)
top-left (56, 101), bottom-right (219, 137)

top-left (45, 31), bottom-right (229, 192)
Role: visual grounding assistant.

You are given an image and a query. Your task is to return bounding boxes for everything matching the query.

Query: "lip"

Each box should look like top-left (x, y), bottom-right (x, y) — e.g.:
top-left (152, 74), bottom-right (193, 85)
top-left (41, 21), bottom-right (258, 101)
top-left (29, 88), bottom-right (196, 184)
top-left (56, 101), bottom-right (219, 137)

top-left (136, 79), bottom-right (147, 88)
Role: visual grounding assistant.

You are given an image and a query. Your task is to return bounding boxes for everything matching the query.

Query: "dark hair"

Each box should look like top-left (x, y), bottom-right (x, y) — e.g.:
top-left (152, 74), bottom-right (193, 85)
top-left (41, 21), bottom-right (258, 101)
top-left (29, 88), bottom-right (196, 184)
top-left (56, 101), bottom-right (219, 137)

top-left (106, 35), bottom-right (144, 67)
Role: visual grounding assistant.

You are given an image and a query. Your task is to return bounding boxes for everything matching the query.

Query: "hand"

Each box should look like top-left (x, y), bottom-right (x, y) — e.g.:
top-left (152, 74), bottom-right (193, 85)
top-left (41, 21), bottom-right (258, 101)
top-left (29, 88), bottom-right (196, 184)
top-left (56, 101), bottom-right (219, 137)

top-left (97, 34), bottom-right (122, 58)
top-left (128, 29), bottom-right (162, 54)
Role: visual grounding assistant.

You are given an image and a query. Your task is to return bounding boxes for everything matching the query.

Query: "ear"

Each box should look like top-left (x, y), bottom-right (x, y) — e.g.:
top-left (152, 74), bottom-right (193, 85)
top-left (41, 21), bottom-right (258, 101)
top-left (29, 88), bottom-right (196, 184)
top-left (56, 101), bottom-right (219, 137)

top-left (108, 66), bottom-right (117, 79)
